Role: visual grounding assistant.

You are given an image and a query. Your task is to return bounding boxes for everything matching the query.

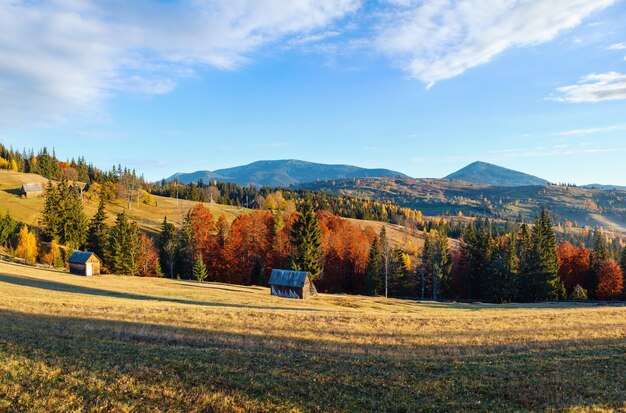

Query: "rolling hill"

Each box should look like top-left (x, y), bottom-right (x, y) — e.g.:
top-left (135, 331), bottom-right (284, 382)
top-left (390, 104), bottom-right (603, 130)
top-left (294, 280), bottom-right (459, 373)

top-left (167, 159), bottom-right (408, 187)
top-left (300, 176), bottom-right (626, 234)
top-left (445, 161), bottom-right (549, 187)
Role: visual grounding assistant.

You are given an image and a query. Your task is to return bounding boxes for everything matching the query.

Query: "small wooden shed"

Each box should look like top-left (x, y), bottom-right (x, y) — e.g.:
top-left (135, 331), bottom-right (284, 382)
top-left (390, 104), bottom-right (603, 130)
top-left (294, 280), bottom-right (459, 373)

top-left (19, 183), bottom-right (44, 198)
top-left (68, 251), bottom-right (102, 276)
top-left (269, 269), bottom-right (317, 299)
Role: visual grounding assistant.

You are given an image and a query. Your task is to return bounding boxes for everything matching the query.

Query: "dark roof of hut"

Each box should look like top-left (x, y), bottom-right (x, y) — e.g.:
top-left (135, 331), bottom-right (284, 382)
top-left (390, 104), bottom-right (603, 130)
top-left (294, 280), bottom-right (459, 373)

top-left (68, 251), bottom-right (98, 264)
top-left (269, 269), bottom-right (309, 288)
top-left (21, 183), bottom-right (44, 193)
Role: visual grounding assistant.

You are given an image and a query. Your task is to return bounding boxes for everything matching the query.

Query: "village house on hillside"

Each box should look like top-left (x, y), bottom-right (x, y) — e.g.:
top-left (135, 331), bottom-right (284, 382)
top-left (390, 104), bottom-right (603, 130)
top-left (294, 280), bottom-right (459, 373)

top-left (68, 251), bottom-right (102, 276)
top-left (19, 183), bottom-right (44, 198)
top-left (269, 269), bottom-right (317, 299)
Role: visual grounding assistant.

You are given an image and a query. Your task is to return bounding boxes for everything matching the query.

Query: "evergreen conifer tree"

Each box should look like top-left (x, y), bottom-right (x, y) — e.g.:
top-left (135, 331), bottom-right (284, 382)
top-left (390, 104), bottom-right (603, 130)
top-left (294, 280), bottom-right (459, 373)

top-left (520, 209), bottom-right (563, 301)
top-left (178, 211), bottom-right (195, 278)
top-left (108, 213), bottom-right (140, 275)
top-left (193, 256), bottom-right (208, 282)
top-left (364, 237), bottom-right (381, 295)
top-left (390, 247), bottom-right (410, 296)
top-left (290, 197), bottom-right (322, 279)
top-left (483, 234), bottom-right (519, 303)
top-left (379, 226), bottom-right (391, 297)
top-left (64, 182), bottom-right (87, 248)
top-left (589, 231), bottom-right (609, 298)
top-left (159, 217), bottom-right (178, 278)
top-left (42, 180), bottom-right (60, 239)
top-left (87, 197), bottom-right (108, 258)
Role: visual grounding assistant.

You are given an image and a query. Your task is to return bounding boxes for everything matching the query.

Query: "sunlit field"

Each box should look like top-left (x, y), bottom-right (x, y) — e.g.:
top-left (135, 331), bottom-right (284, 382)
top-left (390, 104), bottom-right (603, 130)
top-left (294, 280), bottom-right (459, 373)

top-left (0, 261), bottom-right (624, 412)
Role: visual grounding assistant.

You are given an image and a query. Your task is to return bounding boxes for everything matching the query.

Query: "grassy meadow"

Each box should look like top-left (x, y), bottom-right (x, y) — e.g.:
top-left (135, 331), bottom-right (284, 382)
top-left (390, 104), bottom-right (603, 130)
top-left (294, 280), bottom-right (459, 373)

top-left (0, 261), bottom-right (624, 412)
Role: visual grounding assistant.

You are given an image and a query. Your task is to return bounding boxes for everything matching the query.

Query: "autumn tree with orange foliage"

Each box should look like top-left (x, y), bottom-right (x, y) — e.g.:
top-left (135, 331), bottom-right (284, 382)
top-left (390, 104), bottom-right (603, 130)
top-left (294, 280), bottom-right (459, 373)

top-left (557, 242), bottom-right (590, 295)
top-left (595, 260), bottom-right (623, 300)
top-left (224, 211), bottom-right (276, 285)
top-left (206, 214), bottom-right (230, 281)
top-left (138, 235), bottom-right (162, 277)
top-left (189, 204), bottom-right (215, 260)
top-left (317, 212), bottom-right (375, 293)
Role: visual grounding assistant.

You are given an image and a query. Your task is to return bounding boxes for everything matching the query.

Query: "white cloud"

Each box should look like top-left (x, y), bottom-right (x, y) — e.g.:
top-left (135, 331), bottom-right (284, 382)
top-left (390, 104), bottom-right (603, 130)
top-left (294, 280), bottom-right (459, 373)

top-left (607, 42), bottom-right (626, 50)
top-left (548, 72), bottom-right (626, 103)
top-left (555, 125), bottom-right (626, 136)
top-left (374, 0), bottom-right (614, 86)
top-left (0, 0), bottom-right (359, 126)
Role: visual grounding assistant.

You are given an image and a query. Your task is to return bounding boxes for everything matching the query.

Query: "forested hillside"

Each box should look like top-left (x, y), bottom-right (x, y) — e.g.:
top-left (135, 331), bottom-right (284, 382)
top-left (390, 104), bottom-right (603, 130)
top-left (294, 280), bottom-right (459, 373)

top-left (300, 177), bottom-right (626, 234)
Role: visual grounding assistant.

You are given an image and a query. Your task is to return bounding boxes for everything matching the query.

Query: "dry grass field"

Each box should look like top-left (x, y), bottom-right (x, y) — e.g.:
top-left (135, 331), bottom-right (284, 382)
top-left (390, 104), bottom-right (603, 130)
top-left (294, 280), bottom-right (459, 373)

top-left (0, 261), bottom-right (624, 412)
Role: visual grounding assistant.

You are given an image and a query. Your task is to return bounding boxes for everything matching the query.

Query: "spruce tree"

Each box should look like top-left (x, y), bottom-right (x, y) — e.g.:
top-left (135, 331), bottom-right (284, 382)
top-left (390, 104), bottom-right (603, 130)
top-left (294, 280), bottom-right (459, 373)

top-left (483, 234), bottom-right (519, 303)
top-left (193, 257), bottom-right (208, 282)
top-left (418, 234), bottom-right (431, 300)
top-left (379, 226), bottom-right (391, 297)
top-left (42, 178), bottom-right (87, 248)
top-left (290, 197), bottom-right (322, 279)
top-left (87, 197), bottom-right (109, 258)
top-left (432, 223), bottom-right (452, 299)
top-left (589, 231), bottom-right (608, 298)
top-left (0, 213), bottom-right (17, 247)
top-left (42, 180), bottom-right (60, 240)
top-left (467, 219), bottom-right (493, 299)
top-left (390, 247), bottom-right (410, 296)
top-left (64, 183), bottom-right (87, 249)
top-left (591, 232), bottom-right (609, 272)
top-left (520, 209), bottom-right (563, 301)
top-left (178, 211), bottom-right (195, 278)
top-left (159, 217), bottom-right (178, 278)
top-left (108, 213), bottom-right (140, 275)
top-left (364, 237), bottom-right (381, 295)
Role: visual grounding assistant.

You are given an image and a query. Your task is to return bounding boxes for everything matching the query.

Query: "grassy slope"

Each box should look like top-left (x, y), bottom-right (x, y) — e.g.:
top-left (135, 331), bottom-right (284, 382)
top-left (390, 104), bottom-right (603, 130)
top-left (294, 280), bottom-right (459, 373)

top-left (0, 170), bottom-right (245, 235)
top-left (0, 261), bottom-right (624, 412)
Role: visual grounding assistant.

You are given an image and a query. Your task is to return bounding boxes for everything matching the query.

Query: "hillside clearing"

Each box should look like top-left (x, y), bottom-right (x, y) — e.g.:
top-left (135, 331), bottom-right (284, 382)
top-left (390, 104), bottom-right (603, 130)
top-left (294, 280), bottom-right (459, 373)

top-left (0, 261), bottom-right (624, 412)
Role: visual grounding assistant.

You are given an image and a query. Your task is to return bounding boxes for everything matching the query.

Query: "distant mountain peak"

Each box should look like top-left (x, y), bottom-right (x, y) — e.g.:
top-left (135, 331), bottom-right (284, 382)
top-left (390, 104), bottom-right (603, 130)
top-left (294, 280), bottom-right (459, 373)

top-left (444, 161), bottom-right (548, 187)
top-left (166, 159), bottom-right (408, 187)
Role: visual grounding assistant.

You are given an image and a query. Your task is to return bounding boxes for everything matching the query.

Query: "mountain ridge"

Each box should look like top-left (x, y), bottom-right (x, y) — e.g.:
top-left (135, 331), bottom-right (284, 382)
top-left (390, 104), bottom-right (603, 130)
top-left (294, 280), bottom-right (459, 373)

top-left (167, 159), bottom-right (408, 187)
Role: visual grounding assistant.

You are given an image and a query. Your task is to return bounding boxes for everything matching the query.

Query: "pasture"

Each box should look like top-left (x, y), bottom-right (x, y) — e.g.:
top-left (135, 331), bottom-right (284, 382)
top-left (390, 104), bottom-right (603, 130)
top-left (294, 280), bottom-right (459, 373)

top-left (0, 261), bottom-right (624, 412)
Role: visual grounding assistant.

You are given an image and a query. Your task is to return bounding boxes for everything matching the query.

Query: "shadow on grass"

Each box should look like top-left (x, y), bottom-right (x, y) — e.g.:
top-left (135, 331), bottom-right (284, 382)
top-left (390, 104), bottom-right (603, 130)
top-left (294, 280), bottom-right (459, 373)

top-left (175, 282), bottom-right (266, 294)
top-left (1, 188), bottom-right (21, 196)
top-left (0, 273), bottom-right (319, 312)
top-left (0, 309), bottom-right (624, 412)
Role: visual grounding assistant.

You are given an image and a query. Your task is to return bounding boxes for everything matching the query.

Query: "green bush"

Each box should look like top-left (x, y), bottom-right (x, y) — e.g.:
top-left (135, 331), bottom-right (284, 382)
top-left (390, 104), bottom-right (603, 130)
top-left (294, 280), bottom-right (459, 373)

top-left (569, 284), bottom-right (588, 301)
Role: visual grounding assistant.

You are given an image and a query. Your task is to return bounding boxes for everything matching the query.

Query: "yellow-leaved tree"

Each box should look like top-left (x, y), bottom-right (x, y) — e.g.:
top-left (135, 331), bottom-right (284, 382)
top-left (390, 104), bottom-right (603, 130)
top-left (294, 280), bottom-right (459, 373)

top-left (15, 225), bottom-right (38, 263)
top-left (41, 239), bottom-right (63, 268)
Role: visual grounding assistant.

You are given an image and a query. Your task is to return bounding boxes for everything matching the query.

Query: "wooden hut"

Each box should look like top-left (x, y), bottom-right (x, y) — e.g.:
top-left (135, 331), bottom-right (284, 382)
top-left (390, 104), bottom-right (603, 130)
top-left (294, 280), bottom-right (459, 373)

top-left (269, 269), bottom-right (317, 299)
top-left (68, 251), bottom-right (102, 276)
top-left (19, 183), bottom-right (44, 198)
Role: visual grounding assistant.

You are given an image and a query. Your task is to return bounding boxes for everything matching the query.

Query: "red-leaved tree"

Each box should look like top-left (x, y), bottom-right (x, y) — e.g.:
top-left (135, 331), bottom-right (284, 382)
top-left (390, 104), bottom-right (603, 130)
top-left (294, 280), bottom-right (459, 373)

top-left (596, 259), bottom-right (624, 300)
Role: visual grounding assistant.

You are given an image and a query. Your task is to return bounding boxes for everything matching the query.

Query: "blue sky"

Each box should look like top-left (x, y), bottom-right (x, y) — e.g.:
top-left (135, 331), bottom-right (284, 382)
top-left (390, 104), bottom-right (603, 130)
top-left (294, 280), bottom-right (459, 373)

top-left (1, 0), bottom-right (626, 184)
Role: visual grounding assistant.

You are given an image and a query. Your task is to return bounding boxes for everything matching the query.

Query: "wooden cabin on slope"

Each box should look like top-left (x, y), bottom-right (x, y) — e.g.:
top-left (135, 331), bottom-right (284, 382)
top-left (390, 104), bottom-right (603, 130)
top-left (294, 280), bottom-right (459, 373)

top-left (19, 183), bottom-right (44, 198)
top-left (269, 269), bottom-right (317, 299)
top-left (68, 251), bottom-right (101, 276)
